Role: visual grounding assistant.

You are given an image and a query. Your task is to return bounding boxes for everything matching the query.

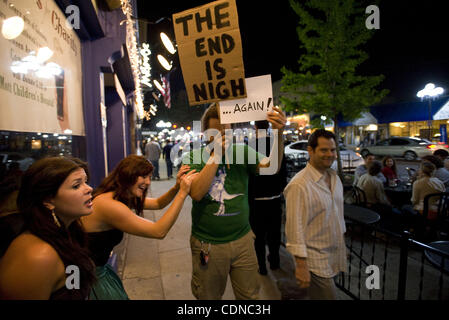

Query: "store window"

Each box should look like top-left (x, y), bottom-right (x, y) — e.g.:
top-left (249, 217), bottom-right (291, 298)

top-left (390, 138), bottom-right (410, 146)
top-left (0, 130), bottom-right (86, 216)
top-left (1, 1), bottom-right (86, 216)
top-left (376, 139), bottom-right (389, 146)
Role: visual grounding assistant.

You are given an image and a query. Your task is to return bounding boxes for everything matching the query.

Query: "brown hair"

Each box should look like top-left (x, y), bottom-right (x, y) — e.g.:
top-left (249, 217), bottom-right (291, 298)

top-left (421, 161), bottom-right (436, 177)
top-left (308, 129), bottom-right (336, 151)
top-left (368, 160), bottom-right (382, 176)
top-left (17, 157), bottom-right (96, 298)
top-left (422, 155), bottom-right (443, 169)
top-left (93, 155), bottom-right (153, 216)
top-left (201, 103), bottom-right (219, 131)
top-left (382, 156), bottom-right (397, 175)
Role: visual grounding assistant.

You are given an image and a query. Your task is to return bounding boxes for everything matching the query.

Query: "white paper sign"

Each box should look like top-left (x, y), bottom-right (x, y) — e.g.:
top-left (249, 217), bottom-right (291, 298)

top-left (219, 75), bottom-right (273, 124)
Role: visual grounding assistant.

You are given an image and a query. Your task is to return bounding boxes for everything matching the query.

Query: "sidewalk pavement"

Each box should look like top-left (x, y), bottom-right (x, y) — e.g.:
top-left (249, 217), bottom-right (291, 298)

top-left (113, 159), bottom-right (344, 300)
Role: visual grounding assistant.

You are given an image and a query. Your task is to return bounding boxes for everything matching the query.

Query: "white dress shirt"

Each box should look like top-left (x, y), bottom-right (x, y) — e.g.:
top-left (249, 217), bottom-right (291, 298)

top-left (284, 163), bottom-right (347, 278)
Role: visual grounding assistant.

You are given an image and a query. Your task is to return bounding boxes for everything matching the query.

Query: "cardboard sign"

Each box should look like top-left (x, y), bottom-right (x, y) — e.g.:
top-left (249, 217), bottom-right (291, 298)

top-left (219, 75), bottom-right (273, 124)
top-left (172, 0), bottom-right (246, 106)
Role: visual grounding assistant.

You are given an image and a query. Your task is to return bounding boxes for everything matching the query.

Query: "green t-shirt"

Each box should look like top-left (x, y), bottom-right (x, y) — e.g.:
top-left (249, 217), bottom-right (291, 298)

top-left (183, 144), bottom-right (264, 244)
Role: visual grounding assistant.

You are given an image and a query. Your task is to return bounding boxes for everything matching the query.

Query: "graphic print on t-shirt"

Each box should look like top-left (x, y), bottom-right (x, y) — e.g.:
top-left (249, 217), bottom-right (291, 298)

top-left (208, 167), bottom-right (243, 216)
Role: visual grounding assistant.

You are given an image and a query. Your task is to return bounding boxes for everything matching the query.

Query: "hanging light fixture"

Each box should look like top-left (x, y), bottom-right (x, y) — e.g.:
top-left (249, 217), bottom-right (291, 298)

top-left (157, 54), bottom-right (172, 71)
top-left (153, 79), bottom-right (165, 95)
top-left (160, 32), bottom-right (176, 54)
top-left (2, 16), bottom-right (24, 40)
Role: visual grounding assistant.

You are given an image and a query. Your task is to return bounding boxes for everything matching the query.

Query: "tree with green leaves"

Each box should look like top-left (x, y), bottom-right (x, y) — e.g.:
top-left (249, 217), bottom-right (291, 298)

top-left (281, 0), bottom-right (388, 176)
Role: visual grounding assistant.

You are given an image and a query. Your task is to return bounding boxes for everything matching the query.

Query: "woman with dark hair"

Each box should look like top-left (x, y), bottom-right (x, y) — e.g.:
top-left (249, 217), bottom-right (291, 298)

top-left (82, 155), bottom-right (197, 299)
top-left (381, 156), bottom-right (398, 182)
top-left (0, 157), bottom-right (96, 299)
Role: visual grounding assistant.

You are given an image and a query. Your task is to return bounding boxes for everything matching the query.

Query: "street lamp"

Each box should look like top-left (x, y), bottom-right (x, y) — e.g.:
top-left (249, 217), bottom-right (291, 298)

top-left (417, 83), bottom-right (444, 140)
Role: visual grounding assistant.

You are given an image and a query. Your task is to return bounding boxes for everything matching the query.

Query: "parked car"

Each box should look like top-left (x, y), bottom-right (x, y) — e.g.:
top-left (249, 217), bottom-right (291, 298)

top-left (359, 136), bottom-right (449, 161)
top-left (0, 152), bottom-right (35, 171)
top-left (284, 140), bottom-right (364, 172)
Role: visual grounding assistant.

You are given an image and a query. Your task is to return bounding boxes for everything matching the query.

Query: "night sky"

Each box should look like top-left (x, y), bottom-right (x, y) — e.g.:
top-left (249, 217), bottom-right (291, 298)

top-left (137, 0), bottom-right (449, 108)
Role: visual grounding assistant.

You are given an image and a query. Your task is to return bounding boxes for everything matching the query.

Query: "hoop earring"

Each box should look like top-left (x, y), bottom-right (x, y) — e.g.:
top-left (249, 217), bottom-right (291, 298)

top-left (52, 209), bottom-right (61, 228)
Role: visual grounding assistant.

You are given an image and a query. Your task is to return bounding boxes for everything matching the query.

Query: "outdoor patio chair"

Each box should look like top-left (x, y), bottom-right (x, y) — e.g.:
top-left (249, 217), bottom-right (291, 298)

top-left (352, 185), bottom-right (367, 207)
top-left (417, 192), bottom-right (449, 241)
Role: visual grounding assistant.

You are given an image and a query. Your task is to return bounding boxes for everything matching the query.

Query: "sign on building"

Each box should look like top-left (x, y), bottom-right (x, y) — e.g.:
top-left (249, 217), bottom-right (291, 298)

top-left (0, 0), bottom-right (84, 135)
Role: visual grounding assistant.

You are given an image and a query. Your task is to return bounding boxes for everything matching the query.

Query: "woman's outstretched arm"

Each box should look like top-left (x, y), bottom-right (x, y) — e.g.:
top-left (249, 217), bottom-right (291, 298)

top-left (95, 170), bottom-right (198, 239)
top-left (144, 165), bottom-right (192, 210)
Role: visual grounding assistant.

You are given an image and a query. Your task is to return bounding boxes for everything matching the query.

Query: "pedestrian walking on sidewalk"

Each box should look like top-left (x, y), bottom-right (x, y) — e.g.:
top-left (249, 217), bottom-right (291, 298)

top-left (284, 129), bottom-right (347, 300)
top-left (0, 157), bottom-right (96, 299)
top-left (184, 103), bottom-right (286, 300)
top-left (163, 139), bottom-right (174, 179)
top-left (81, 155), bottom-right (197, 300)
top-left (145, 138), bottom-right (161, 180)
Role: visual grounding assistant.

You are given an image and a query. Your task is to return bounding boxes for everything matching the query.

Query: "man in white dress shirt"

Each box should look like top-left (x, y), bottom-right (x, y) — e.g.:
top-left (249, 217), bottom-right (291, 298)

top-left (284, 129), bottom-right (347, 299)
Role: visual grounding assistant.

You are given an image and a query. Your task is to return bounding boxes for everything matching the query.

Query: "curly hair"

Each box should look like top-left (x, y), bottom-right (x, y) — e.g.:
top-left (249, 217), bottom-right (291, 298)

top-left (93, 155), bottom-right (154, 216)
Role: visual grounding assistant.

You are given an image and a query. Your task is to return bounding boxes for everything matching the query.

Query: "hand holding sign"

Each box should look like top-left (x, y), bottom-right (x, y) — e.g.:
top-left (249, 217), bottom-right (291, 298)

top-left (267, 106), bottom-right (287, 131)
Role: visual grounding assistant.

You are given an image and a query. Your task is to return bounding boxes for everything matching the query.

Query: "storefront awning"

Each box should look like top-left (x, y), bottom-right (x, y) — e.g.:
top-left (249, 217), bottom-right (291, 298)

top-left (338, 112), bottom-right (378, 127)
top-left (369, 96), bottom-right (449, 124)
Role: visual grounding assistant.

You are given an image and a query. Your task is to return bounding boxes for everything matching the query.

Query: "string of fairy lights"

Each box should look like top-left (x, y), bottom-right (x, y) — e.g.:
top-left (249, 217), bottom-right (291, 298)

top-left (120, 0), bottom-right (150, 121)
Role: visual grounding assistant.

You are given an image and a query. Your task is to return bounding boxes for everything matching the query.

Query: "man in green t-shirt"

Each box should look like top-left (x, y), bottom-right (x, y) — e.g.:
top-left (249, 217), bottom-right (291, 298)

top-left (183, 103), bottom-right (286, 300)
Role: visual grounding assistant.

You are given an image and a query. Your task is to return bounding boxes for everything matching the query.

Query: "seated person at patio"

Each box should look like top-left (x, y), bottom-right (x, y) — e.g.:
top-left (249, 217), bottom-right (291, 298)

top-left (433, 149), bottom-right (449, 172)
top-left (421, 155), bottom-right (449, 190)
top-left (354, 153), bottom-right (386, 186)
top-left (381, 156), bottom-right (398, 182)
top-left (402, 161), bottom-right (445, 223)
top-left (357, 160), bottom-right (391, 209)
top-left (358, 160), bottom-right (402, 230)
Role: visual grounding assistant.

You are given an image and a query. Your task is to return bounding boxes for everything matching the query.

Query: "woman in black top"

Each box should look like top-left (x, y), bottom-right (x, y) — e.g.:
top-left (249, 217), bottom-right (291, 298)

top-left (0, 157), bottom-right (96, 299)
top-left (82, 155), bottom-right (197, 299)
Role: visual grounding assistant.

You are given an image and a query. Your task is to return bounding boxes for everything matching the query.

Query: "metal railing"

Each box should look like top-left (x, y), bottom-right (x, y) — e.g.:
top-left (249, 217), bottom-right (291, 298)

top-left (336, 217), bottom-right (449, 300)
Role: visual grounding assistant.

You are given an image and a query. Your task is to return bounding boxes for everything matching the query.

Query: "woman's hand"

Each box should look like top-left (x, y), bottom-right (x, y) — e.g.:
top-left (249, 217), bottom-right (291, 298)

top-left (179, 170), bottom-right (198, 196)
top-left (175, 165), bottom-right (191, 189)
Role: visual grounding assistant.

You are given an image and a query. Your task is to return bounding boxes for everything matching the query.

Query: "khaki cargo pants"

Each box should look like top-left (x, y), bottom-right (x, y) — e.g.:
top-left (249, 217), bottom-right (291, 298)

top-left (190, 231), bottom-right (260, 300)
